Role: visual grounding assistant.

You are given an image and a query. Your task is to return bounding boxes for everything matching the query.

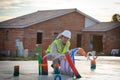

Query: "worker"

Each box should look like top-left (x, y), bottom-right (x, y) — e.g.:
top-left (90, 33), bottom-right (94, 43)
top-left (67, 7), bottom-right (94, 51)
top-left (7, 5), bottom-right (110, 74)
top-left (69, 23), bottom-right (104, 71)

top-left (45, 30), bottom-right (71, 74)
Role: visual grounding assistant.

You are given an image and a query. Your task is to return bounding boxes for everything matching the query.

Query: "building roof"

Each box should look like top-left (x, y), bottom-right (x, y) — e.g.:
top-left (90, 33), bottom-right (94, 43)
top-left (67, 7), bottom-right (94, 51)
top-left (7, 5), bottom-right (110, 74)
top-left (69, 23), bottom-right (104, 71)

top-left (83, 22), bottom-right (120, 32)
top-left (0, 8), bottom-right (100, 28)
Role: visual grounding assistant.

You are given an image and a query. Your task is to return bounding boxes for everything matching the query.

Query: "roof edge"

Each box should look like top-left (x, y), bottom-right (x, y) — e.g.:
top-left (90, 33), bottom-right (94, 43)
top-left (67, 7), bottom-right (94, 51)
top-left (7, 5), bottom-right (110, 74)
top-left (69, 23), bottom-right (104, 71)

top-left (75, 9), bottom-right (100, 23)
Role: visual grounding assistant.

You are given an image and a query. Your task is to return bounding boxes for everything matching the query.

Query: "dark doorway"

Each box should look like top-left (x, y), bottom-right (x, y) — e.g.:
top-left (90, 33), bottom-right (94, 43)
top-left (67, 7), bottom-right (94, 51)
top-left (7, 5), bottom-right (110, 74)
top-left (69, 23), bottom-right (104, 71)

top-left (77, 34), bottom-right (82, 47)
top-left (93, 35), bottom-right (103, 52)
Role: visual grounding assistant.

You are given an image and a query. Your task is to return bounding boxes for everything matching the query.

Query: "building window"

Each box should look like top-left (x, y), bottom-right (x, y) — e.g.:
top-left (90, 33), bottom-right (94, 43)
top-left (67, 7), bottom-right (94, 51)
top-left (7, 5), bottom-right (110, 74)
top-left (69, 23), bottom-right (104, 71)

top-left (37, 32), bottom-right (42, 44)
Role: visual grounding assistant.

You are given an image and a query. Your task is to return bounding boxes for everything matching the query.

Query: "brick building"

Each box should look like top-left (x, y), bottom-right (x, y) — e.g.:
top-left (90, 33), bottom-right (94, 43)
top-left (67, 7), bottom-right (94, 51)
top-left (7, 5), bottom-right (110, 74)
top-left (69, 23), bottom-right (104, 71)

top-left (0, 8), bottom-right (119, 56)
top-left (83, 22), bottom-right (120, 54)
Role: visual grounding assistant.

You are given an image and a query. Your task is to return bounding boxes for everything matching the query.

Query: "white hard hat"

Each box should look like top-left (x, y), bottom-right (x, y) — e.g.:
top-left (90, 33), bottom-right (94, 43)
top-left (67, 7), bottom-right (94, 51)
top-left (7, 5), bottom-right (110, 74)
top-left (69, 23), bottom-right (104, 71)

top-left (61, 30), bottom-right (71, 39)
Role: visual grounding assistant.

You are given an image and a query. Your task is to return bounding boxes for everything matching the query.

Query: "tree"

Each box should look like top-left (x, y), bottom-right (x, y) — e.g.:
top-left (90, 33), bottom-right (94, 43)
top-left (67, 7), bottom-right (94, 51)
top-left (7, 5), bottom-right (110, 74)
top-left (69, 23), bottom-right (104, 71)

top-left (112, 14), bottom-right (120, 22)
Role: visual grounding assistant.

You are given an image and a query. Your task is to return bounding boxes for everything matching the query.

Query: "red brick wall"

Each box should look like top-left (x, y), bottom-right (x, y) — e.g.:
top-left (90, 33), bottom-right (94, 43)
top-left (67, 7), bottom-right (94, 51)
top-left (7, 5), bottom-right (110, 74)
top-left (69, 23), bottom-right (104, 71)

top-left (0, 28), bottom-right (24, 53)
top-left (82, 32), bottom-right (103, 52)
top-left (24, 12), bottom-right (85, 52)
top-left (0, 12), bottom-right (85, 53)
top-left (103, 27), bottom-right (120, 53)
top-left (83, 26), bottom-right (120, 54)
top-left (82, 33), bottom-right (89, 51)
top-left (0, 29), bottom-right (4, 50)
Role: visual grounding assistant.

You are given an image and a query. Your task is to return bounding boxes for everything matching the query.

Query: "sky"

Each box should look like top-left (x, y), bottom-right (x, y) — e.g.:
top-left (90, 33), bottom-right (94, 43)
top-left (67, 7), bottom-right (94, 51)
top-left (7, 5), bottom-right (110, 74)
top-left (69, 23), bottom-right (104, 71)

top-left (0, 0), bottom-right (120, 22)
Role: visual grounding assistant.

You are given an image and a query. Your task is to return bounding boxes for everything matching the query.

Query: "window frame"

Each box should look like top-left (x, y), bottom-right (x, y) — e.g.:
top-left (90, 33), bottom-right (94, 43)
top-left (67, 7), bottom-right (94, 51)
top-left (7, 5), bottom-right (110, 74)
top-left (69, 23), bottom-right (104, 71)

top-left (36, 31), bottom-right (43, 44)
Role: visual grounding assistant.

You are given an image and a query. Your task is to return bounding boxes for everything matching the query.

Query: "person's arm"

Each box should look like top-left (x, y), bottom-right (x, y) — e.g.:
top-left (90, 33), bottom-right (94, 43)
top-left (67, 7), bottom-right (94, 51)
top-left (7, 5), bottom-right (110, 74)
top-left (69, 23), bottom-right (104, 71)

top-left (42, 42), bottom-right (59, 59)
top-left (51, 42), bottom-right (65, 59)
top-left (50, 42), bottom-right (60, 57)
top-left (43, 41), bottom-right (62, 59)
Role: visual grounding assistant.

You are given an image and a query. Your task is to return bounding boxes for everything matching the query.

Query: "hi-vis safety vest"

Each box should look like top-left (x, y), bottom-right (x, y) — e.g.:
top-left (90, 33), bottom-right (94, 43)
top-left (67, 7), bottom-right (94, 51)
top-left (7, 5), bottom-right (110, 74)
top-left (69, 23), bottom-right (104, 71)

top-left (45, 39), bottom-right (70, 54)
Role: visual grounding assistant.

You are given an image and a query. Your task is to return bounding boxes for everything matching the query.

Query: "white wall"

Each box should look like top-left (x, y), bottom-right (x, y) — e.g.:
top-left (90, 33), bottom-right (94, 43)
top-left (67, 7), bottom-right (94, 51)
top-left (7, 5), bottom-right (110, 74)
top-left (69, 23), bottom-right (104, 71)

top-left (85, 17), bottom-right (98, 27)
